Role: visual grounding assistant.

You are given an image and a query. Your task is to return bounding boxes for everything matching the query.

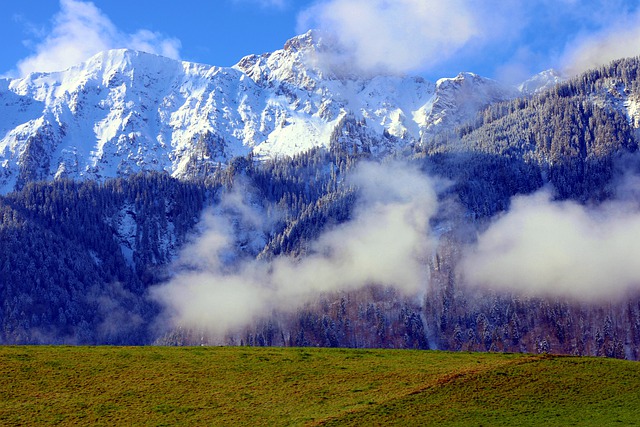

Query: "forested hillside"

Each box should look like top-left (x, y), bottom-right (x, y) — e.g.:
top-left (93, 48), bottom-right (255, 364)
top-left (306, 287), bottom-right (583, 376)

top-left (2, 57), bottom-right (640, 359)
top-left (427, 56), bottom-right (640, 203)
top-left (0, 174), bottom-right (211, 343)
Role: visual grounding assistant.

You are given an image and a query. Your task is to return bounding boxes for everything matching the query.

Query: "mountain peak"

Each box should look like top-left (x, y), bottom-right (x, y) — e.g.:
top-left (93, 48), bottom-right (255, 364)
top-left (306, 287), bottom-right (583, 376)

top-left (283, 30), bottom-right (323, 54)
top-left (0, 31), bottom-right (578, 194)
top-left (435, 72), bottom-right (506, 90)
top-left (519, 69), bottom-right (564, 95)
top-left (81, 48), bottom-right (181, 73)
top-left (234, 30), bottom-right (334, 90)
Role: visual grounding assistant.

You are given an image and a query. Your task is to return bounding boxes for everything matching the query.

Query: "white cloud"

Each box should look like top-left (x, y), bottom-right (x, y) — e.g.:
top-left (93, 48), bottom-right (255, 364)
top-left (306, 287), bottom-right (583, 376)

top-left (150, 161), bottom-right (438, 338)
top-left (460, 190), bottom-right (640, 301)
top-left (297, 0), bottom-right (482, 75)
top-left (560, 9), bottom-right (640, 76)
top-left (128, 29), bottom-right (181, 61)
top-left (294, 0), bottom-right (640, 80)
top-left (494, 47), bottom-right (551, 86)
top-left (10, 0), bottom-right (181, 77)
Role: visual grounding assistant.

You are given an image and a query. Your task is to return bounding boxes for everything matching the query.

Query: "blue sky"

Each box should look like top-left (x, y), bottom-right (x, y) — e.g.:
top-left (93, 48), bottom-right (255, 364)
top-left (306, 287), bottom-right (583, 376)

top-left (2, 0), bottom-right (640, 83)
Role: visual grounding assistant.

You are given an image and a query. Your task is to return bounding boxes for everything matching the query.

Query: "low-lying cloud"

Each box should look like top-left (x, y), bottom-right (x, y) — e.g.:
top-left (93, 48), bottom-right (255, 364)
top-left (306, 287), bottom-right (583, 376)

top-left (461, 190), bottom-right (640, 301)
top-left (9, 0), bottom-right (181, 77)
top-left (152, 157), bottom-right (640, 338)
top-left (150, 161), bottom-right (438, 338)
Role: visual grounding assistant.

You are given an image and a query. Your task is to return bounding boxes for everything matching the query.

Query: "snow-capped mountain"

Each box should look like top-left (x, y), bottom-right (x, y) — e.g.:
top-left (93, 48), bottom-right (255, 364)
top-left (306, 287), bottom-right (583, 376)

top-left (519, 69), bottom-right (565, 95)
top-left (0, 31), bottom-right (521, 193)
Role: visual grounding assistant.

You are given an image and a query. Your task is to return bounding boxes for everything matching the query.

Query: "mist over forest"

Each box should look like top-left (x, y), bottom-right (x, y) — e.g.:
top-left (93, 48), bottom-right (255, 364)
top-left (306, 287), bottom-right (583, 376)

top-left (2, 54), bottom-right (640, 360)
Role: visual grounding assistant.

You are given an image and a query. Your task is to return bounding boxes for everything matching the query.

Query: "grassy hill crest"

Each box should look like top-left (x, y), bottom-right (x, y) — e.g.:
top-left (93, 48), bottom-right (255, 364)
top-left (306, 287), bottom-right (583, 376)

top-left (1, 346), bottom-right (638, 426)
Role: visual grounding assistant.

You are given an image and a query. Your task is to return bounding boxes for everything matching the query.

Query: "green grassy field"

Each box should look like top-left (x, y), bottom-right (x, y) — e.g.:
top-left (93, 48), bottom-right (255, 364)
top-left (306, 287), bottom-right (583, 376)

top-left (0, 346), bottom-right (638, 426)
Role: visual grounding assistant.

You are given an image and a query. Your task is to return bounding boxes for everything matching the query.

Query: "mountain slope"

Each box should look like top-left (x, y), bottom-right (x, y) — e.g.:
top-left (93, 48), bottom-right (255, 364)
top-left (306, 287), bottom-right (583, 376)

top-left (444, 57), bottom-right (640, 201)
top-left (3, 36), bottom-right (640, 353)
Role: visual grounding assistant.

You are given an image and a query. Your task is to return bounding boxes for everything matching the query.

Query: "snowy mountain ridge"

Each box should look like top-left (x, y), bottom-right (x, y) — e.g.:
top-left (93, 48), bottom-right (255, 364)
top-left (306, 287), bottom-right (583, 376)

top-left (519, 69), bottom-right (565, 95)
top-left (0, 31), bottom-right (544, 193)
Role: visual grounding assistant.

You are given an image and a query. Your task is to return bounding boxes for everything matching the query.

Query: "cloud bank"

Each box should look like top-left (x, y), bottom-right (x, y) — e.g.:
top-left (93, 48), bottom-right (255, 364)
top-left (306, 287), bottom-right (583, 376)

top-left (152, 158), bottom-right (640, 338)
top-left (461, 190), bottom-right (640, 301)
top-left (297, 0), bottom-right (640, 80)
top-left (297, 0), bottom-right (483, 75)
top-left (298, 0), bottom-right (580, 77)
top-left (11, 0), bottom-right (181, 77)
top-left (150, 161), bottom-right (438, 338)
top-left (561, 9), bottom-right (640, 76)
